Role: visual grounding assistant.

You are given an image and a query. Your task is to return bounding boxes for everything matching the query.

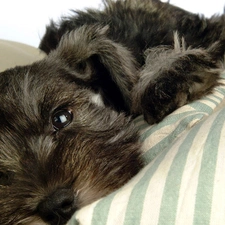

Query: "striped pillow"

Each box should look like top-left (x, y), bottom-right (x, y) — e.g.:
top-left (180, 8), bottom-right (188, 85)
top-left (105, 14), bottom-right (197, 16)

top-left (68, 72), bottom-right (225, 225)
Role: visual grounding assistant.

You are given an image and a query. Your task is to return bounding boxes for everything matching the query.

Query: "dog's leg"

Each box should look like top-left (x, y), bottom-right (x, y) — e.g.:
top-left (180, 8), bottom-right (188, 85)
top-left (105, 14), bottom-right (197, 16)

top-left (132, 34), bottom-right (225, 124)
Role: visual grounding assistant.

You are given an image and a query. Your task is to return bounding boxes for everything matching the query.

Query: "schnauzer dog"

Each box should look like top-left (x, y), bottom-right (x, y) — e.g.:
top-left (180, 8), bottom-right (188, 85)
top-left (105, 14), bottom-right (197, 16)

top-left (1, 0), bottom-right (225, 224)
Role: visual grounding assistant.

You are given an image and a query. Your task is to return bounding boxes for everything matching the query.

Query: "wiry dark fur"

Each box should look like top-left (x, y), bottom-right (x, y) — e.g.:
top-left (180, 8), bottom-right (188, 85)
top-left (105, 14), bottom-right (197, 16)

top-left (40, 0), bottom-right (225, 122)
top-left (0, 0), bottom-right (225, 224)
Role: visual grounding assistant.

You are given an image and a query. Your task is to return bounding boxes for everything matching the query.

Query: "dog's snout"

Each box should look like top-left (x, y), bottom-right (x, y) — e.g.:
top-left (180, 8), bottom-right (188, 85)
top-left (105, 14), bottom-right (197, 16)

top-left (37, 188), bottom-right (76, 224)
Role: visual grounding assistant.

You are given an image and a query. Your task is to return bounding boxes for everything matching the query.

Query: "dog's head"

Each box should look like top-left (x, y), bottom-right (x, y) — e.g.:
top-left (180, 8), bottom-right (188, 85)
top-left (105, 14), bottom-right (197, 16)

top-left (0, 25), bottom-right (142, 225)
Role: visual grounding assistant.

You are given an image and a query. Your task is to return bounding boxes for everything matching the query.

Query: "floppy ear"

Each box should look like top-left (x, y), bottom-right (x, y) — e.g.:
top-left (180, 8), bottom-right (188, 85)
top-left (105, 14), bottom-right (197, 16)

top-left (49, 25), bottom-right (139, 110)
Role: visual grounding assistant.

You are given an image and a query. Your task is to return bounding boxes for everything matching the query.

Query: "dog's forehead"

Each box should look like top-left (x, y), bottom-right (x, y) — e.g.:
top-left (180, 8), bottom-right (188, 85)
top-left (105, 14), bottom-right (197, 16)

top-left (0, 61), bottom-right (70, 92)
top-left (0, 62), bottom-right (77, 108)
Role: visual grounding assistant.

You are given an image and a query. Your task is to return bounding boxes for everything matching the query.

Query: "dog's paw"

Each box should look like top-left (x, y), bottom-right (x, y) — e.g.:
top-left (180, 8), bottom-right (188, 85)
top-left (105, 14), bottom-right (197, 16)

top-left (140, 76), bottom-right (190, 124)
top-left (132, 37), bottom-right (225, 124)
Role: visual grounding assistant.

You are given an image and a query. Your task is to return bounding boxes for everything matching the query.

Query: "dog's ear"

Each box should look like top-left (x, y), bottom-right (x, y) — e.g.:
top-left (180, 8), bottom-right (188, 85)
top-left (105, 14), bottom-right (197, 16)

top-left (49, 25), bottom-right (139, 109)
top-left (39, 21), bottom-right (60, 54)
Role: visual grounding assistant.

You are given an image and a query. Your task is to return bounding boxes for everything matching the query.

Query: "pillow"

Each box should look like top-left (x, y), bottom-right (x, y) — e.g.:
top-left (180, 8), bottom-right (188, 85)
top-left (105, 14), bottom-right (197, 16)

top-left (0, 39), bottom-right (45, 72)
top-left (68, 72), bottom-right (225, 225)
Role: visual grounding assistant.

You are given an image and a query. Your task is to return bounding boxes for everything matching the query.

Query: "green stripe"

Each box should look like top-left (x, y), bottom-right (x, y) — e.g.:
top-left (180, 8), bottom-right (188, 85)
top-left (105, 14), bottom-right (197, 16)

top-left (193, 108), bottom-right (225, 225)
top-left (215, 86), bottom-right (225, 95)
top-left (123, 137), bottom-right (177, 225)
top-left (207, 95), bottom-right (224, 105)
top-left (220, 72), bottom-right (225, 78)
top-left (91, 192), bottom-right (117, 225)
top-left (158, 122), bottom-right (202, 224)
top-left (143, 113), bottom-right (204, 163)
top-left (140, 111), bottom-right (197, 142)
top-left (204, 96), bottom-right (222, 106)
top-left (67, 215), bottom-right (79, 225)
top-left (190, 101), bottom-right (214, 114)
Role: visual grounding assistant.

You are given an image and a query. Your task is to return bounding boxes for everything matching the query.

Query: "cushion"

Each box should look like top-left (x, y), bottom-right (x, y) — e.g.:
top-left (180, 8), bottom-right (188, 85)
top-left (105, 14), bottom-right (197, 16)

top-left (68, 73), bottom-right (225, 225)
top-left (0, 39), bottom-right (45, 72)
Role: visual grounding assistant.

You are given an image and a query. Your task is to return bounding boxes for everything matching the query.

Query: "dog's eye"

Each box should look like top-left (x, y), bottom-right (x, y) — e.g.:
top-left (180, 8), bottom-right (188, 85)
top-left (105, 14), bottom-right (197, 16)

top-left (52, 110), bottom-right (73, 130)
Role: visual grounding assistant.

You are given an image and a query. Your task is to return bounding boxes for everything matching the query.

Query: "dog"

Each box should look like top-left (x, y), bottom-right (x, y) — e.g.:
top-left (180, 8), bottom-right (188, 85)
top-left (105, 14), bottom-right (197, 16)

top-left (1, 0), bottom-right (225, 224)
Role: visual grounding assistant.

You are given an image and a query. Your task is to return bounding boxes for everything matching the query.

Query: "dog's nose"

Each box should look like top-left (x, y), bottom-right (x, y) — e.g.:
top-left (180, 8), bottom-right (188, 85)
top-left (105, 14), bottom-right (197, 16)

top-left (37, 188), bottom-right (77, 224)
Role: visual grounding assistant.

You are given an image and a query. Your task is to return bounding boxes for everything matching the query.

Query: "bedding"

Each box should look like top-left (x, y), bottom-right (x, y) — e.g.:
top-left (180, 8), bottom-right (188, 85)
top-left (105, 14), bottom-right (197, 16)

top-left (69, 75), bottom-right (225, 225)
top-left (0, 39), bottom-right (45, 72)
top-left (1, 40), bottom-right (225, 225)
